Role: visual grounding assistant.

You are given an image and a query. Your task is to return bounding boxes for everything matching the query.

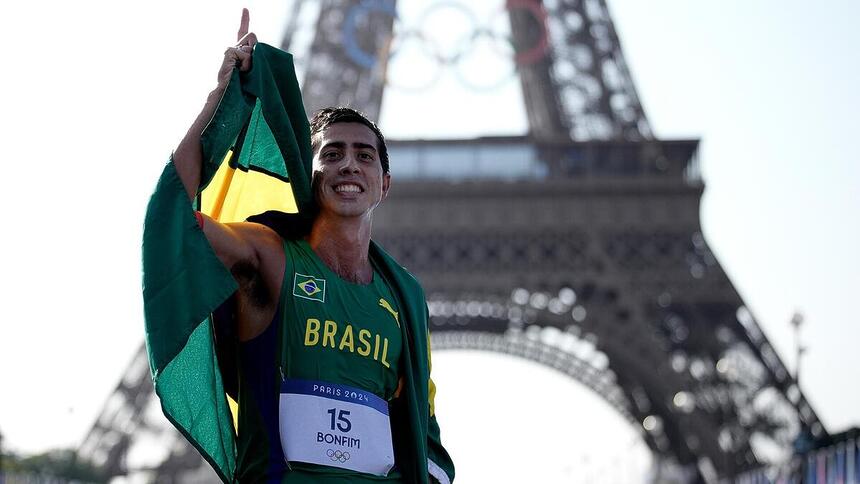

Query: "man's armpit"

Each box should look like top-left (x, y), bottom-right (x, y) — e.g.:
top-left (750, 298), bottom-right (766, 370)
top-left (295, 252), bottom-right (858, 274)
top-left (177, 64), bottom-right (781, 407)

top-left (230, 259), bottom-right (270, 308)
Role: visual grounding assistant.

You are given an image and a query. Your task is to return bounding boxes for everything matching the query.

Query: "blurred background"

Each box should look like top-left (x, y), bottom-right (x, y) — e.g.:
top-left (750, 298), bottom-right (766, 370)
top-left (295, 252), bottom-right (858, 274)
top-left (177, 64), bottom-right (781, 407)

top-left (1, 0), bottom-right (858, 482)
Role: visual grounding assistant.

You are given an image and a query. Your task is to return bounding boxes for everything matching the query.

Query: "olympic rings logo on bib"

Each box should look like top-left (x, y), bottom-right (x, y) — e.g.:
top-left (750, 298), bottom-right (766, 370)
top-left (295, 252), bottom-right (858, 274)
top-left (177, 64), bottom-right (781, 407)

top-left (327, 449), bottom-right (351, 463)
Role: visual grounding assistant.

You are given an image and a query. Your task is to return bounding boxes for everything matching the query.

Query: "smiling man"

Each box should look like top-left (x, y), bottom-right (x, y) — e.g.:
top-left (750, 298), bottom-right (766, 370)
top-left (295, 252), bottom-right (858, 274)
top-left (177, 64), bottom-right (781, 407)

top-left (158, 9), bottom-right (454, 484)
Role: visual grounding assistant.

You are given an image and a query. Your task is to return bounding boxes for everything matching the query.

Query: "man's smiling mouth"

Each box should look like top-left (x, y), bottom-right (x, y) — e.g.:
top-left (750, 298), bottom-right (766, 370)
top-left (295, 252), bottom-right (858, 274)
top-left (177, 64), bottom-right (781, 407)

top-left (334, 183), bottom-right (363, 193)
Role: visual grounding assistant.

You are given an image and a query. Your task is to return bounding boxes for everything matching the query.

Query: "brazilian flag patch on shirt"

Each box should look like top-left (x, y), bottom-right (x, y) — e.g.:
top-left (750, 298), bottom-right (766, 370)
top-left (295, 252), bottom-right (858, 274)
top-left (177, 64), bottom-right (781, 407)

top-left (293, 273), bottom-right (326, 302)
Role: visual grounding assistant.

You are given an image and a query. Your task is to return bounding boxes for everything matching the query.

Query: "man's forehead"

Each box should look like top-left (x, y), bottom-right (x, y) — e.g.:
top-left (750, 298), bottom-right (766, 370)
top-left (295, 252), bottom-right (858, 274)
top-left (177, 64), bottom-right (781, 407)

top-left (317, 122), bottom-right (378, 148)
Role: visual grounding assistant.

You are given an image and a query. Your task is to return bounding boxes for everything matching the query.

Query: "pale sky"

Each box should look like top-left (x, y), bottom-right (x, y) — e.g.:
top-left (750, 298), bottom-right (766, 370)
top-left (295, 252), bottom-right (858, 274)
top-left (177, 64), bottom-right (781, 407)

top-left (1, 0), bottom-right (857, 481)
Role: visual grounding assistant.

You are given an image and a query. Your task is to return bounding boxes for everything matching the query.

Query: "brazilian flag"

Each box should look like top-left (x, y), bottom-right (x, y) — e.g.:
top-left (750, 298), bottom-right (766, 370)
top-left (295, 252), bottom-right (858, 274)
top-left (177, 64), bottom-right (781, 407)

top-left (142, 43), bottom-right (454, 483)
top-left (142, 43), bottom-right (312, 481)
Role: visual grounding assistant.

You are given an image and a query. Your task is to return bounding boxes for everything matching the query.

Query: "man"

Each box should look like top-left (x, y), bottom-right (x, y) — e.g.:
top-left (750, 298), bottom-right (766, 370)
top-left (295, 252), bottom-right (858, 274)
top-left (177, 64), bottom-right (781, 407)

top-left (158, 8), bottom-right (454, 483)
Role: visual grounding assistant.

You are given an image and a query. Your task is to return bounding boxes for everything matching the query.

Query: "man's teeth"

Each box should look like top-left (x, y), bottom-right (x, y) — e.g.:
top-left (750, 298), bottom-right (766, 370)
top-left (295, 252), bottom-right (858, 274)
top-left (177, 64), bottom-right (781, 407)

top-left (335, 184), bottom-right (361, 193)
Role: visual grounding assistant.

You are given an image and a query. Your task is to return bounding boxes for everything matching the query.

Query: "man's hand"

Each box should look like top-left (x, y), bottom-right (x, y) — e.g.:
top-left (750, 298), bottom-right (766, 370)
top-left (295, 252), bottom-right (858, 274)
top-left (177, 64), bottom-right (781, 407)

top-left (217, 8), bottom-right (258, 85)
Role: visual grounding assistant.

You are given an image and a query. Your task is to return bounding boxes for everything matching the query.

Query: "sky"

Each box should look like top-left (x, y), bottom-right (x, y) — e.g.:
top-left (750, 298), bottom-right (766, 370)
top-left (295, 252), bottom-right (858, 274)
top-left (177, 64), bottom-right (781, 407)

top-left (1, 0), bottom-right (858, 481)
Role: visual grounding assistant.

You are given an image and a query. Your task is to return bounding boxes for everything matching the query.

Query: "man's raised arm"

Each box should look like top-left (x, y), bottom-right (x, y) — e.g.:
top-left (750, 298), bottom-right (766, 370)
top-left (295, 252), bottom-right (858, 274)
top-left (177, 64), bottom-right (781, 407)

top-left (173, 8), bottom-right (257, 201)
top-left (166, 9), bottom-right (284, 305)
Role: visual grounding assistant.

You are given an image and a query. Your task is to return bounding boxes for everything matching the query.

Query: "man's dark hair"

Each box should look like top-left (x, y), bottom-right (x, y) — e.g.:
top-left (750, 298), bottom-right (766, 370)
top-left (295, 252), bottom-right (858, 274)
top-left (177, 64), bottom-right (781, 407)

top-left (309, 107), bottom-right (390, 174)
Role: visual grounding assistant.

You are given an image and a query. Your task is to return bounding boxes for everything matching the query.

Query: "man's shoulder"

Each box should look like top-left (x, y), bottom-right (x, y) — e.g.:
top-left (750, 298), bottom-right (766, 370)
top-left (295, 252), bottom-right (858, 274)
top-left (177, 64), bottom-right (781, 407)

top-left (246, 210), bottom-right (314, 241)
top-left (370, 241), bottom-right (426, 297)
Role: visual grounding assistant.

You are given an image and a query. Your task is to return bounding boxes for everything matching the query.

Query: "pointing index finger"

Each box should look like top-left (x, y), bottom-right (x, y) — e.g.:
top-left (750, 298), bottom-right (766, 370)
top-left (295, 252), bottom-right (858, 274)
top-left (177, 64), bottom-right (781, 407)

top-left (237, 8), bottom-right (250, 42)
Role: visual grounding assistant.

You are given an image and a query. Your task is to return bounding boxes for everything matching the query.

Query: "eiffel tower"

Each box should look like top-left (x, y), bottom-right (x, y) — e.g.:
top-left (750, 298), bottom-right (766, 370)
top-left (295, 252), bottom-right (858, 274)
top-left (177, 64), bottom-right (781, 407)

top-left (79, 1), bottom-right (827, 482)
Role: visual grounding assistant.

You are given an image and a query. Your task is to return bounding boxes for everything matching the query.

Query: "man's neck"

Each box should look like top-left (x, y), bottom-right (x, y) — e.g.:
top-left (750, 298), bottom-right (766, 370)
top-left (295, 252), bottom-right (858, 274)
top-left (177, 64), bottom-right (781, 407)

top-left (307, 215), bottom-right (374, 284)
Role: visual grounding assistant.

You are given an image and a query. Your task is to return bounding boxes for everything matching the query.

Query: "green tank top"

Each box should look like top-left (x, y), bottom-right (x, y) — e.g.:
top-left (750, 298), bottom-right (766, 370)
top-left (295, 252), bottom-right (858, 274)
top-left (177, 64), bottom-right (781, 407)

top-left (236, 239), bottom-right (404, 483)
top-left (281, 239), bottom-right (403, 401)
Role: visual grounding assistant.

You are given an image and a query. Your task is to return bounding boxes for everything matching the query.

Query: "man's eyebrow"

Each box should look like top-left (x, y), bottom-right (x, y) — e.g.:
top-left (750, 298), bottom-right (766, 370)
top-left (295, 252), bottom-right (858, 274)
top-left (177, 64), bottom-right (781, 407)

top-left (320, 141), bottom-right (377, 153)
top-left (320, 141), bottom-right (346, 151)
top-left (352, 142), bottom-right (377, 152)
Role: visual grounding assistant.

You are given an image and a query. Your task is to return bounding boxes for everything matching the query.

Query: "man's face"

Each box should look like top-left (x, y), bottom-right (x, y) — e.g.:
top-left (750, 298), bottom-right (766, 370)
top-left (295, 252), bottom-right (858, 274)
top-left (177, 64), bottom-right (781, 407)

top-left (312, 122), bottom-right (391, 220)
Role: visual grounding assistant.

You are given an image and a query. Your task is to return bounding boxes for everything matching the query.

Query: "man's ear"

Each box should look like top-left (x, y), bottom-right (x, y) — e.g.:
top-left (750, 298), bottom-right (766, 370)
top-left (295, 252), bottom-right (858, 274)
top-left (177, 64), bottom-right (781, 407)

top-left (381, 172), bottom-right (391, 201)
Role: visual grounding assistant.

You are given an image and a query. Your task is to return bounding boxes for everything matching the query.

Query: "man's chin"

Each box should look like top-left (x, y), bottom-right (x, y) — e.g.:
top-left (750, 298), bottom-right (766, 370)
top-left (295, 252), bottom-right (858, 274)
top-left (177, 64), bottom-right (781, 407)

top-left (320, 204), bottom-right (369, 219)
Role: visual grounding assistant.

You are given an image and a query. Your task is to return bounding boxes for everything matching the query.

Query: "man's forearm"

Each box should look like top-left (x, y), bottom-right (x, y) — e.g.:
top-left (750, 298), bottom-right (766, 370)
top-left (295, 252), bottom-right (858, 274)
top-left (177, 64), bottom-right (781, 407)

top-left (173, 82), bottom-right (228, 201)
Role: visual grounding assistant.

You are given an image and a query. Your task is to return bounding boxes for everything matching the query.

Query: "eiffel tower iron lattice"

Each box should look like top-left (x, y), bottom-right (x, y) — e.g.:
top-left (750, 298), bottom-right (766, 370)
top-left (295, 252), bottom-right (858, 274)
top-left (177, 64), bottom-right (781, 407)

top-left (80, 1), bottom-right (826, 482)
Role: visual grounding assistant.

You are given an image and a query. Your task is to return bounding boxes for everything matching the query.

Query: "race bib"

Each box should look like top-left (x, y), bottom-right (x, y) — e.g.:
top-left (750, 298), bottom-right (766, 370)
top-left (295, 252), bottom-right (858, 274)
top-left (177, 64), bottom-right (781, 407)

top-left (279, 378), bottom-right (395, 476)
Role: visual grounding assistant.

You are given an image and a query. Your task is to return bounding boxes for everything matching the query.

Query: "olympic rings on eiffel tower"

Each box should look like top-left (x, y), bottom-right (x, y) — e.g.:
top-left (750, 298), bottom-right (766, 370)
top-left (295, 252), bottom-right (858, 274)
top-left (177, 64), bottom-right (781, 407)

top-left (342, 0), bottom-right (398, 70)
top-left (340, 0), bottom-right (550, 91)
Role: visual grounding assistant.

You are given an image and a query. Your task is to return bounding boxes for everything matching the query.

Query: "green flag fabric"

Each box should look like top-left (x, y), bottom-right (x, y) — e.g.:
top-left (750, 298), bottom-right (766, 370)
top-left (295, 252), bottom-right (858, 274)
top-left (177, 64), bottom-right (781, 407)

top-left (143, 43), bottom-right (454, 483)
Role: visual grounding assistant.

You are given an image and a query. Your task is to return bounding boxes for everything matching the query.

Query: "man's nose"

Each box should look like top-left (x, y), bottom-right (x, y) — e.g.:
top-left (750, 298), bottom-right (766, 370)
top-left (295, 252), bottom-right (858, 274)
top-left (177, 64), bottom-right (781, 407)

top-left (338, 154), bottom-right (360, 174)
